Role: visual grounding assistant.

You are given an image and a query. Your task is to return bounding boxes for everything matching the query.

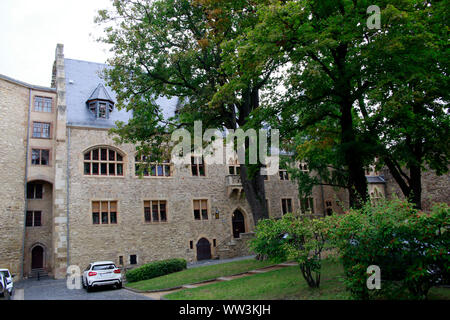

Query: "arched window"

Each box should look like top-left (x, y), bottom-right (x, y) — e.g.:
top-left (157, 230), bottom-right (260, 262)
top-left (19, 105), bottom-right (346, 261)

top-left (370, 187), bottom-right (384, 204)
top-left (83, 147), bottom-right (124, 176)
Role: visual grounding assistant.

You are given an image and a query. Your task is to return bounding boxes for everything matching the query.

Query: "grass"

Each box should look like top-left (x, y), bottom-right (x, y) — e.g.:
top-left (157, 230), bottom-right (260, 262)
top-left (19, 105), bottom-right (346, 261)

top-left (165, 259), bottom-right (450, 300)
top-left (125, 258), bottom-right (275, 291)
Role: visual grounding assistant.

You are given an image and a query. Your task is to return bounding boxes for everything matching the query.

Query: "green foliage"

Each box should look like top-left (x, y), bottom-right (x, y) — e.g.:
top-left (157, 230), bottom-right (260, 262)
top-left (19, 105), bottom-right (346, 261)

top-left (251, 213), bottom-right (330, 288)
top-left (326, 199), bottom-right (449, 299)
top-left (125, 258), bottom-right (187, 283)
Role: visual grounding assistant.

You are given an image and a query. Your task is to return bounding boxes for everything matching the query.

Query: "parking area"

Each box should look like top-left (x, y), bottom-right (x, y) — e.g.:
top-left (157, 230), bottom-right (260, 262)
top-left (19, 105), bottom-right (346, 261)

top-left (10, 278), bottom-right (153, 300)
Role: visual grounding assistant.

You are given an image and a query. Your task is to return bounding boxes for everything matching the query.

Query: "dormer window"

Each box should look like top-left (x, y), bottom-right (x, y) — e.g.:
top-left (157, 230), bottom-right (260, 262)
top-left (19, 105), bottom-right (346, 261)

top-left (86, 84), bottom-right (115, 119)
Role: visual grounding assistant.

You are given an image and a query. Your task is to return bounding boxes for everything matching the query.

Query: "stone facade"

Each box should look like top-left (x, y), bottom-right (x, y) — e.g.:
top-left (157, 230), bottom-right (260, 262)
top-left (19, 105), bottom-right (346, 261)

top-left (0, 44), bottom-right (448, 280)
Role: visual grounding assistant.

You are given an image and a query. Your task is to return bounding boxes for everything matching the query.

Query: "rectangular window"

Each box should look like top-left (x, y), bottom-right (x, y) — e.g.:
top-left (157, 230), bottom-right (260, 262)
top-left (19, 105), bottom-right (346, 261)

top-left (34, 96), bottom-right (52, 112)
top-left (31, 149), bottom-right (50, 166)
top-left (282, 198), bottom-right (293, 215)
top-left (193, 199), bottom-right (208, 220)
top-left (135, 156), bottom-right (172, 177)
top-left (279, 170), bottom-right (289, 180)
top-left (26, 211), bottom-right (42, 227)
top-left (27, 183), bottom-right (43, 199)
top-left (300, 197), bottom-right (315, 214)
top-left (191, 156), bottom-right (205, 176)
top-left (92, 201), bottom-right (118, 225)
top-left (130, 255), bottom-right (137, 265)
top-left (143, 200), bottom-right (168, 223)
top-left (228, 165), bottom-right (240, 175)
top-left (190, 241), bottom-right (193, 249)
top-left (299, 163), bottom-right (309, 172)
top-left (32, 122), bottom-right (51, 139)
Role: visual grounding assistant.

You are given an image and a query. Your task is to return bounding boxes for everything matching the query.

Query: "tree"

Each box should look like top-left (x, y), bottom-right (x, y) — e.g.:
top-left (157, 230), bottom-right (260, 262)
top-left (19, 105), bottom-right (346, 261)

top-left (96, 0), bottom-right (281, 222)
top-left (363, 0), bottom-right (449, 209)
top-left (240, 0), bottom-right (448, 209)
top-left (251, 213), bottom-right (329, 288)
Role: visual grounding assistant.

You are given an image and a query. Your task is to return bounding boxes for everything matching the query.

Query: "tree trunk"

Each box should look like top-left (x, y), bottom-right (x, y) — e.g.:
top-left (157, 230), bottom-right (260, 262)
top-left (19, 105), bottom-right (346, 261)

top-left (240, 164), bottom-right (269, 223)
top-left (340, 100), bottom-right (368, 208)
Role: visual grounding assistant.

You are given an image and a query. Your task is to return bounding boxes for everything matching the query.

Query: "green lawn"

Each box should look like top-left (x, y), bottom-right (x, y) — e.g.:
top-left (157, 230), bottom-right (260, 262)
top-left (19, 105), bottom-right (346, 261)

top-left (165, 260), bottom-right (450, 300)
top-left (125, 258), bottom-right (275, 291)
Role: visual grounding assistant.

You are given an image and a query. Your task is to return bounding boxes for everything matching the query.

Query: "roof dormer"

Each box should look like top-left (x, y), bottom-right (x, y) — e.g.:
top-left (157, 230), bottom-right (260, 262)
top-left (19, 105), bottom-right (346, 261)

top-left (86, 83), bottom-right (115, 119)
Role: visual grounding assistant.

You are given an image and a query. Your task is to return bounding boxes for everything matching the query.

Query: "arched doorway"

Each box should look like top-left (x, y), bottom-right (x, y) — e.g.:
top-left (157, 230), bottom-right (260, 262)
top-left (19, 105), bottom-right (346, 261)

top-left (232, 210), bottom-right (246, 238)
top-left (31, 245), bottom-right (44, 270)
top-left (196, 238), bottom-right (211, 261)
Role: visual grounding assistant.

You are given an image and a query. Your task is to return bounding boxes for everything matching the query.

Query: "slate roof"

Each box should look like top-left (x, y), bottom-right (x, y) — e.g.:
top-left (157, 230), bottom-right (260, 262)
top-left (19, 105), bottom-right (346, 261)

top-left (64, 58), bottom-right (178, 129)
top-left (366, 175), bottom-right (386, 184)
top-left (86, 83), bottom-right (114, 103)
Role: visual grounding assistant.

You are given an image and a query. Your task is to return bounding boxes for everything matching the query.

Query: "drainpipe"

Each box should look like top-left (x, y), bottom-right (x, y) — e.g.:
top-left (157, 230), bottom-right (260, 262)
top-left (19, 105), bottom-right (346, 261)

top-left (66, 127), bottom-right (71, 268)
top-left (21, 88), bottom-right (32, 279)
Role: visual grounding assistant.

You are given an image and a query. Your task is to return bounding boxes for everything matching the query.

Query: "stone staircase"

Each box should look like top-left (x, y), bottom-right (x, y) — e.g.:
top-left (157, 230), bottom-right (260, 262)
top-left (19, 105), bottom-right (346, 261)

top-left (217, 232), bottom-right (255, 259)
top-left (28, 268), bottom-right (49, 280)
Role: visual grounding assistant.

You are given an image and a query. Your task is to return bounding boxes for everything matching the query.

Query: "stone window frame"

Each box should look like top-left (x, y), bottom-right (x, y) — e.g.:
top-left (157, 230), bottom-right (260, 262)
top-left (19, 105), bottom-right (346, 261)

top-left (33, 96), bottom-right (53, 113)
top-left (228, 165), bottom-right (241, 175)
top-left (27, 182), bottom-right (43, 200)
top-left (135, 154), bottom-right (173, 178)
top-left (143, 200), bottom-right (169, 224)
top-left (26, 210), bottom-right (42, 227)
top-left (299, 162), bottom-right (309, 173)
top-left (129, 254), bottom-right (138, 265)
top-left (370, 186), bottom-right (384, 205)
top-left (31, 121), bottom-right (52, 139)
top-left (260, 165), bottom-right (270, 181)
top-left (281, 198), bottom-right (293, 215)
top-left (192, 198), bottom-right (209, 221)
top-left (191, 156), bottom-right (206, 177)
top-left (300, 197), bottom-right (315, 214)
top-left (83, 146), bottom-right (126, 177)
top-left (279, 169), bottom-right (290, 180)
top-left (91, 200), bottom-right (118, 225)
top-left (31, 147), bottom-right (51, 166)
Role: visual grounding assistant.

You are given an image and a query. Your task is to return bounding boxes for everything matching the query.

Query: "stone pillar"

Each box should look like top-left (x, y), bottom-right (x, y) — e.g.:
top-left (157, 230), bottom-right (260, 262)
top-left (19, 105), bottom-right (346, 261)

top-left (52, 44), bottom-right (69, 279)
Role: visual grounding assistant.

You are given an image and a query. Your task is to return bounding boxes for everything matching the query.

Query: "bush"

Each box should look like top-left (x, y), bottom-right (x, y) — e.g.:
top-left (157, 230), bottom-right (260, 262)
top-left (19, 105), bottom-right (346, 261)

top-left (125, 258), bottom-right (187, 283)
top-left (251, 213), bottom-right (329, 288)
top-left (326, 199), bottom-right (449, 299)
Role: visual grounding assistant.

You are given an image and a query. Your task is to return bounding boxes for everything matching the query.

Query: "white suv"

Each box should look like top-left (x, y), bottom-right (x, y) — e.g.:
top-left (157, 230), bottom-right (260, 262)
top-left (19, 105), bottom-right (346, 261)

top-left (82, 261), bottom-right (122, 292)
top-left (0, 269), bottom-right (14, 296)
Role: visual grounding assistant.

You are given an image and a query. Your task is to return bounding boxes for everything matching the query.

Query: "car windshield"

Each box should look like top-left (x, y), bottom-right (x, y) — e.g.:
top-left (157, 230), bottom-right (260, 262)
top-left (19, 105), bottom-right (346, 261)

top-left (0, 271), bottom-right (10, 277)
top-left (92, 264), bottom-right (115, 271)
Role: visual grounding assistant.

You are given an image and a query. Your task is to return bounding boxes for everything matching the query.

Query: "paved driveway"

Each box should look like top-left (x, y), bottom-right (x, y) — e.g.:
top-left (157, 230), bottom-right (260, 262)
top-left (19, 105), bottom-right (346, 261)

top-left (12, 278), bottom-right (152, 300)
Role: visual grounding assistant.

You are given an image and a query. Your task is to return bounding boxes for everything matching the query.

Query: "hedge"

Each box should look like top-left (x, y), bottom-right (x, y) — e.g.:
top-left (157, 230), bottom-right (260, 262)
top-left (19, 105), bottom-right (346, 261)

top-left (125, 258), bottom-right (187, 283)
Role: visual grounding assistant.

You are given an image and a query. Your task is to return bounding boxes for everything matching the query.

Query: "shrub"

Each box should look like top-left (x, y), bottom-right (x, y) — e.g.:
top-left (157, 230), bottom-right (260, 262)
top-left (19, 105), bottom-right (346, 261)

top-left (251, 213), bottom-right (329, 288)
top-left (326, 199), bottom-right (449, 299)
top-left (125, 258), bottom-right (187, 283)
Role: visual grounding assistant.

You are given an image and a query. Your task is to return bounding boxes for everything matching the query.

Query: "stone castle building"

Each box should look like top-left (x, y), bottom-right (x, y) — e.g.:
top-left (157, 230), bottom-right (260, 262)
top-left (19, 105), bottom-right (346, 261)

top-left (0, 44), bottom-right (448, 280)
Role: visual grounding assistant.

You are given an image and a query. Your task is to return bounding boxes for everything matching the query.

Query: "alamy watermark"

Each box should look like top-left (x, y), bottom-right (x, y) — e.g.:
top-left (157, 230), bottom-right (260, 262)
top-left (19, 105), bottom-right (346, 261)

top-left (367, 265), bottom-right (381, 290)
top-left (367, 5), bottom-right (381, 30)
top-left (170, 121), bottom-right (280, 175)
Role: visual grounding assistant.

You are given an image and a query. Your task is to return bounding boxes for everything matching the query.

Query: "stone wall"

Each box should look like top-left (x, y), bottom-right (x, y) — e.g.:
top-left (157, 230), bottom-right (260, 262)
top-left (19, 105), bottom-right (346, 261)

top-left (383, 168), bottom-right (450, 211)
top-left (0, 78), bottom-right (28, 277)
top-left (65, 127), bottom-right (301, 272)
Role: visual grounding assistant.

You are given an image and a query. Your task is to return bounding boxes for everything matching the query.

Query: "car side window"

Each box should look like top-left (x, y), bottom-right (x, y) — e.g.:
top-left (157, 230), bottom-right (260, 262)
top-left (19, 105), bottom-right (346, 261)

top-left (85, 265), bottom-right (91, 271)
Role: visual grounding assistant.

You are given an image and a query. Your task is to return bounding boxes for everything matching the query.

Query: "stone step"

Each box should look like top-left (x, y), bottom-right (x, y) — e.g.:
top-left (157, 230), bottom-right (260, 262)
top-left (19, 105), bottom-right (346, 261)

top-left (29, 269), bottom-right (49, 279)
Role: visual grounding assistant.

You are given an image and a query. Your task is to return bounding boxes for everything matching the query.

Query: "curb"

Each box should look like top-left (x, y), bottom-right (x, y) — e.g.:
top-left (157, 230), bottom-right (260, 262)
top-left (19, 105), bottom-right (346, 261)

top-left (124, 261), bottom-right (296, 294)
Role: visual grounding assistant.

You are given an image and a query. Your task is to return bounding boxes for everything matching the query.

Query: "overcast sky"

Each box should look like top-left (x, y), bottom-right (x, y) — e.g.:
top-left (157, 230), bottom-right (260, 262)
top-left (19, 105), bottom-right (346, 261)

top-left (0, 0), bottom-right (114, 87)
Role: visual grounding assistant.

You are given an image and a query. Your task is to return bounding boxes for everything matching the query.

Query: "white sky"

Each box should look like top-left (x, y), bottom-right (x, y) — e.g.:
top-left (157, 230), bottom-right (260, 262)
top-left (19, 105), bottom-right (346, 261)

top-left (0, 0), bottom-right (114, 87)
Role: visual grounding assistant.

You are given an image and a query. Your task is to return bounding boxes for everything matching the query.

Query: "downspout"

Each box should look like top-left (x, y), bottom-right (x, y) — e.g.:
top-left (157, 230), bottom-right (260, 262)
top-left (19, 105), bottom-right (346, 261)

top-left (66, 127), bottom-right (71, 268)
top-left (21, 88), bottom-right (32, 279)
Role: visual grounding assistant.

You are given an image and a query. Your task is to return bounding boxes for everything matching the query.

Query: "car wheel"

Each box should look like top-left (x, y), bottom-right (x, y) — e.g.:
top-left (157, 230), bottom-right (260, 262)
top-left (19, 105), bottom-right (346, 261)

top-left (86, 284), bottom-right (92, 292)
top-left (116, 282), bottom-right (122, 289)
